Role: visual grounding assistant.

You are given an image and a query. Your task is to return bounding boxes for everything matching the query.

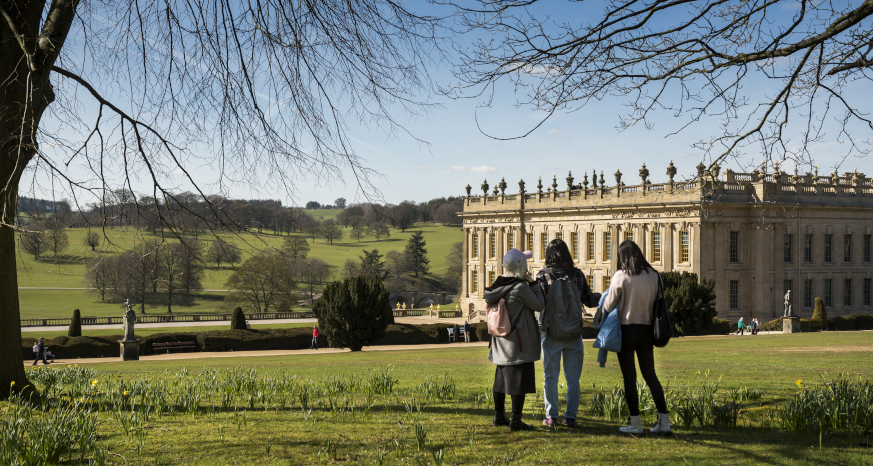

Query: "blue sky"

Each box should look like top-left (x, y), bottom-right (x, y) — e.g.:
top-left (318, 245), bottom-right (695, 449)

top-left (27, 0), bottom-right (873, 208)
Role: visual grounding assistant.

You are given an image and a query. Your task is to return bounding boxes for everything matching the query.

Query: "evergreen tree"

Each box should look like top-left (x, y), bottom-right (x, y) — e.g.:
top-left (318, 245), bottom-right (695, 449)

top-left (359, 249), bottom-right (388, 279)
top-left (404, 230), bottom-right (429, 277)
top-left (230, 307), bottom-right (248, 330)
top-left (312, 275), bottom-right (391, 351)
top-left (661, 271), bottom-right (717, 336)
top-left (68, 309), bottom-right (82, 337)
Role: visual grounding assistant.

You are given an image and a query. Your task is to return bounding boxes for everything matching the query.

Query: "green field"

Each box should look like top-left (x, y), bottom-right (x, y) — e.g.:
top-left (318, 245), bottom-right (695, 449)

top-left (7, 332), bottom-right (873, 464)
top-left (15, 223), bottom-right (461, 319)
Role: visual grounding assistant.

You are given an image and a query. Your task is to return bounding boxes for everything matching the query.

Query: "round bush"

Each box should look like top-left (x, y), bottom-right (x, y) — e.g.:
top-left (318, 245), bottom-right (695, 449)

top-left (313, 275), bottom-right (392, 351)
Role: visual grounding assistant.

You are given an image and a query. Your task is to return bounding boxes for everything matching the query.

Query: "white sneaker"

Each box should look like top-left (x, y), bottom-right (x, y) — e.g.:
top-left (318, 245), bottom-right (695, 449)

top-left (651, 412), bottom-right (672, 435)
top-left (619, 415), bottom-right (643, 434)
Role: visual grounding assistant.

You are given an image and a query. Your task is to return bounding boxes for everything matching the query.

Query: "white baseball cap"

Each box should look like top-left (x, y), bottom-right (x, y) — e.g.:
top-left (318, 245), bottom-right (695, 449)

top-left (503, 248), bottom-right (533, 271)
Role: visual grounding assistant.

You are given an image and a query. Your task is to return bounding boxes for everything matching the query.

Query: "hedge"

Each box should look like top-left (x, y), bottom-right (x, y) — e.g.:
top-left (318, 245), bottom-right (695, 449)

top-left (691, 317), bottom-right (731, 335)
top-left (759, 317), bottom-right (822, 332)
top-left (828, 313), bottom-right (873, 331)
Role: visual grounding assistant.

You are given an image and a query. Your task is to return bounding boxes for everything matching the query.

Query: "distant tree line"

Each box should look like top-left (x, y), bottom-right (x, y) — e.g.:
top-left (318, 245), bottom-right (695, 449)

top-left (15, 192), bottom-right (463, 236)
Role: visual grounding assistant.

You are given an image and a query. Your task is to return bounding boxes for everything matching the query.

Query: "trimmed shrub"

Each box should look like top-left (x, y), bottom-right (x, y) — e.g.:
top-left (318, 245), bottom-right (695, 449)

top-left (661, 271), bottom-right (717, 336)
top-left (692, 317), bottom-right (731, 335)
top-left (230, 307), bottom-right (247, 330)
top-left (21, 336), bottom-right (119, 360)
top-left (811, 298), bottom-right (828, 330)
top-left (68, 309), bottom-right (82, 337)
top-left (760, 317), bottom-right (821, 332)
top-left (197, 328), bottom-right (317, 352)
top-left (313, 275), bottom-right (392, 351)
top-left (829, 314), bottom-right (873, 331)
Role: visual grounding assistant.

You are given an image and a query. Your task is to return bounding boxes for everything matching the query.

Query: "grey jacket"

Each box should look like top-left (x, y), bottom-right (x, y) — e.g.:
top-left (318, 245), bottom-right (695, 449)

top-left (485, 278), bottom-right (545, 366)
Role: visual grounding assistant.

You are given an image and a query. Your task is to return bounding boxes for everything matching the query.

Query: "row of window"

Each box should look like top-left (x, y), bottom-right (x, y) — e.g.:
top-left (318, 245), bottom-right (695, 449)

top-left (470, 230), bottom-right (688, 264)
top-left (469, 269), bottom-right (616, 294)
top-left (727, 278), bottom-right (873, 310)
top-left (728, 233), bottom-right (872, 265)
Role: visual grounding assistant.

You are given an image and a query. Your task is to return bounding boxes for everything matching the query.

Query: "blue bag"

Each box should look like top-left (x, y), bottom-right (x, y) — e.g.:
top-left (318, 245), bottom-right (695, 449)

top-left (593, 290), bottom-right (621, 361)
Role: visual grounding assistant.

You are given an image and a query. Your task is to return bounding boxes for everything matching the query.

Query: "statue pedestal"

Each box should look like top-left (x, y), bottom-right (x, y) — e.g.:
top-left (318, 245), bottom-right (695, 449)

top-left (118, 339), bottom-right (141, 361)
top-left (783, 317), bottom-right (801, 334)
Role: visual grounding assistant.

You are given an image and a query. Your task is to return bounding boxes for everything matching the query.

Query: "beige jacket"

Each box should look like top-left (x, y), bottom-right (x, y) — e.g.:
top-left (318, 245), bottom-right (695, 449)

top-left (601, 268), bottom-right (659, 325)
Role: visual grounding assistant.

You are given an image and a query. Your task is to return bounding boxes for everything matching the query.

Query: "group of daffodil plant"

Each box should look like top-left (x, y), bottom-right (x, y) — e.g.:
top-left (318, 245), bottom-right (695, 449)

top-left (2, 363), bottom-right (872, 464)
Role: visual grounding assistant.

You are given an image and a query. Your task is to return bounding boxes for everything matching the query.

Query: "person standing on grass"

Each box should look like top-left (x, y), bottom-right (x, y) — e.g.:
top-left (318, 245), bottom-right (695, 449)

top-left (736, 317), bottom-right (745, 335)
top-left (602, 240), bottom-right (671, 435)
top-left (751, 318), bottom-right (759, 335)
top-left (536, 239), bottom-right (601, 428)
top-left (464, 320), bottom-right (471, 343)
top-left (32, 337), bottom-right (50, 365)
top-left (485, 249), bottom-right (544, 432)
top-left (311, 326), bottom-right (319, 350)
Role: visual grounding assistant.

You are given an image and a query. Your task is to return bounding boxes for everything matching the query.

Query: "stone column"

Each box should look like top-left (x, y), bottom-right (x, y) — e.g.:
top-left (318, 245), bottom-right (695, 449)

top-left (663, 223), bottom-right (675, 272)
top-left (691, 222), bottom-right (702, 277)
top-left (461, 227), bottom-right (470, 298)
top-left (714, 223), bottom-right (727, 317)
top-left (497, 226), bottom-right (506, 275)
top-left (478, 227), bottom-right (487, 299)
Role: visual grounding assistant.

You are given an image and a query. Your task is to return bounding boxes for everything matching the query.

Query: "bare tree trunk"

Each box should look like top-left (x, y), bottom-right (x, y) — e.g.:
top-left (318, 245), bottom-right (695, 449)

top-left (0, 0), bottom-right (57, 397)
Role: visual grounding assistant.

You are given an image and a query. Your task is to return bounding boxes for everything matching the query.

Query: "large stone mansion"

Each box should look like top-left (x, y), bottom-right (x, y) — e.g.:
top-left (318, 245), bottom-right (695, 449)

top-left (458, 162), bottom-right (873, 323)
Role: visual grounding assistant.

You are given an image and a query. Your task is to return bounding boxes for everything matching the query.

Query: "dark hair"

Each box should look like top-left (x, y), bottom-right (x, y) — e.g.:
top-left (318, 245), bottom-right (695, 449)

top-left (616, 240), bottom-right (653, 276)
top-left (545, 239), bottom-right (575, 269)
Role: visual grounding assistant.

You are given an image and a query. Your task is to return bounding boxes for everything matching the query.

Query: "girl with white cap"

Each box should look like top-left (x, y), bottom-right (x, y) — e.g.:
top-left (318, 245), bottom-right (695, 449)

top-left (484, 248), bottom-right (544, 431)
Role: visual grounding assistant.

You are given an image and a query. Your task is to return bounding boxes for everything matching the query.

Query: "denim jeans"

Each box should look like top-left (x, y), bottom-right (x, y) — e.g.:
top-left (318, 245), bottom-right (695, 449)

top-left (311, 337), bottom-right (318, 349)
top-left (541, 332), bottom-right (584, 420)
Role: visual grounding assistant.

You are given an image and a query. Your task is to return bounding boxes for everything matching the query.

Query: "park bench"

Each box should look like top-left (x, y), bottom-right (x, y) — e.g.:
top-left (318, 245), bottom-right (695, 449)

top-left (447, 327), bottom-right (466, 343)
top-left (152, 341), bottom-right (197, 354)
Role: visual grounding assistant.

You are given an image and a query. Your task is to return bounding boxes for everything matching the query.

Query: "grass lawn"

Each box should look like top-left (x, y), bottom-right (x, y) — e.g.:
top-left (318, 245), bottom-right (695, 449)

top-left (9, 332), bottom-right (873, 465)
top-left (15, 223), bottom-right (461, 319)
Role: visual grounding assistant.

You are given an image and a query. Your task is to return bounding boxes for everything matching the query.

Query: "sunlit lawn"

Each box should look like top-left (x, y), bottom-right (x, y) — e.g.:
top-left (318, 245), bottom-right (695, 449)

top-left (13, 331), bottom-right (873, 465)
top-left (15, 223), bottom-right (462, 319)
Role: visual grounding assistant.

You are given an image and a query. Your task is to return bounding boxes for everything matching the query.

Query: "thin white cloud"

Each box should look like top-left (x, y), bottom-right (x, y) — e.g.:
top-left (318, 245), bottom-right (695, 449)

top-left (548, 129), bottom-right (565, 136)
top-left (470, 165), bottom-right (496, 174)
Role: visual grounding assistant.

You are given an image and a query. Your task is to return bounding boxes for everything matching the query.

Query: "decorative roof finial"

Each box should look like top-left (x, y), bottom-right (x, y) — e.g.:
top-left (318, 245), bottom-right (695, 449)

top-left (465, 184), bottom-right (472, 196)
top-left (481, 179), bottom-right (489, 196)
top-left (537, 176), bottom-right (543, 194)
top-left (583, 171), bottom-right (589, 189)
top-left (551, 174), bottom-right (558, 191)
top-left (518, 179), bottom-right (526, 194)
top-left (566, 171), bottom-right (574, 189)
top-left (614, 169), bottom-right (623, 186)
top-left (599, 170), bottom-right (605, 187)
top-left (639, 163), bottom-right (649, 184)
top-left (667, 161), bottom-right (677, 182)
top-left (498, 177), bottom-right (507, 195)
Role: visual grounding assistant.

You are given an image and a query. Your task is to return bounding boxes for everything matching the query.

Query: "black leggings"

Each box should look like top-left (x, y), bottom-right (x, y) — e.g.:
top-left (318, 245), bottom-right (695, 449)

top-left (617, 324), bottom-right (668, 416)
top-left (493, 392), bottom-right (525, 415)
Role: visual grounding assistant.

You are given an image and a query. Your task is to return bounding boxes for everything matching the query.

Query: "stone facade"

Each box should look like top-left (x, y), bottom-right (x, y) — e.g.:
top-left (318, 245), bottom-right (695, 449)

top-left (459, 163), bottom-right (873, 323)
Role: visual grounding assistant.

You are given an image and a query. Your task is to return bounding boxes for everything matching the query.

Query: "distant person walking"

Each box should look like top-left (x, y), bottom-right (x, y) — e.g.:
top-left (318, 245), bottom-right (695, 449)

top-left (32, 337), bottom-right (50, 365)
top-left (735, 317), bottom-right (745, 335)
top-left (464, 321), bottom-right (471, 343)
top-left (751, 318), bottom-right (759, 335)
top-left (485, 249), bottom-right (544, 432)
top-left (453, 323), bottom-right (461, 343)
top-left (602, 240), bottom-right (670, 435)
top-left (536, 239), bottom-right (601, 428)
top-left (311, 326), bottom-right (319, 350)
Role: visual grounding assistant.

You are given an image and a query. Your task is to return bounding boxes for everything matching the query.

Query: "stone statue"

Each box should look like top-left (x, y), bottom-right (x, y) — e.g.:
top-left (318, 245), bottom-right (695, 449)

top-left (122, 299), bottom-right (136, 341)
top-left (783, 290), bottom-right (794, 317)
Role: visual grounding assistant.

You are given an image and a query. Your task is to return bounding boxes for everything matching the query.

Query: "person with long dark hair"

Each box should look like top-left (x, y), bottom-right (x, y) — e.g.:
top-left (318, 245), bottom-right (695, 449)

top-left (485, 249), bottom-right (544, 431)
top-left (535, 239), bottom-right (601, 428)
top-left (601, 240), bottom-right (671, 434)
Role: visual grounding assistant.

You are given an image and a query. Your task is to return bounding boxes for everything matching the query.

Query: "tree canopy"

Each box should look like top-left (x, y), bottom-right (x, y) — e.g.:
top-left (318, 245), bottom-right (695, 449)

top-left (450, 0), bottom-right (873, 168)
